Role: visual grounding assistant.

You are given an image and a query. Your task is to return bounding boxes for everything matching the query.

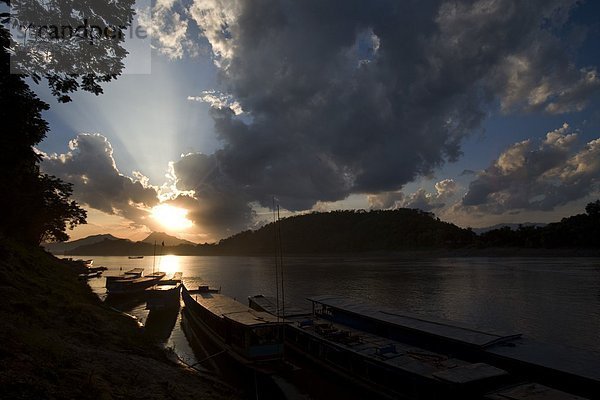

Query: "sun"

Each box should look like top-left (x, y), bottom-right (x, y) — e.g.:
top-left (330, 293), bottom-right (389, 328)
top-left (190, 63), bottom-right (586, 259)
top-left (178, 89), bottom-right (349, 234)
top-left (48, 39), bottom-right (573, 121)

top-left (151, 204), bottom-right (193, 231)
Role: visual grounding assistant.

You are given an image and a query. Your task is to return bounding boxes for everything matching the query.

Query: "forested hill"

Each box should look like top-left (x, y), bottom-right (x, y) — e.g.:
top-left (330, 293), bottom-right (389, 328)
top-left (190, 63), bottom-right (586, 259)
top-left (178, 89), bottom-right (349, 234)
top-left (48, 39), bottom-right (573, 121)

top-left (62, 201), bottom-right (600, 255)
top-left (217, 209), bottom-right (474, 254)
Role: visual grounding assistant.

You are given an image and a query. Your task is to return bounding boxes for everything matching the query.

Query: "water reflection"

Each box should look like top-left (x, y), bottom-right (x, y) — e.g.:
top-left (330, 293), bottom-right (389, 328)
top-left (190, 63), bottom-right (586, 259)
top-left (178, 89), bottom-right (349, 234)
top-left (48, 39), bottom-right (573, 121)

top-left (145, 305), bottom-right (180, 342)
top-left (85, 255), bottom-right (600, 354)
top-left (157, 255), bottom-right (180, 277)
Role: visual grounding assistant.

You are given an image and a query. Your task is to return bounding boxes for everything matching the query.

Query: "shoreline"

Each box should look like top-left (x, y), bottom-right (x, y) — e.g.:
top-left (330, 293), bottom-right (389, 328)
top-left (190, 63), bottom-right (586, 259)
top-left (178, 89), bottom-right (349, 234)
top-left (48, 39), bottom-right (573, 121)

top-left (57, 247), bottom-right (600, 258)
top-left (0, 239), bottom-right (241, 399)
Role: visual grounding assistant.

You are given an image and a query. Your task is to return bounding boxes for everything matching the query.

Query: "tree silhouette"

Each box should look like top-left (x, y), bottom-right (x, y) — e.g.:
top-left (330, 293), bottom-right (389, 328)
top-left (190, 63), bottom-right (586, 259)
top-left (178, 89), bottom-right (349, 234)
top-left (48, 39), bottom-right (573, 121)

top-left (4, 0), bottom-right (135, 102)
top-left (1, 0), bottom-right (136, 244)
top-left (1, 24), bottom-right (89, 244)
top-left (585, 200), bottom-right (600, 218)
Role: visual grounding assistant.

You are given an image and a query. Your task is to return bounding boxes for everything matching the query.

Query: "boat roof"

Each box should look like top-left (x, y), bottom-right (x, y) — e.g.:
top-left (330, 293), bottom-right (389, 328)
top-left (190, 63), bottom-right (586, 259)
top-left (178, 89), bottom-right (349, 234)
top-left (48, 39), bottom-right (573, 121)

top-left (285, 313), bottom-right (508, 383)
top-left (125, 268), bottom-right (144, 275)
top-left (114, 274), bottom-right (164, 284)
top-left (249, 295), bottom-right (311, 317)
top-left (148, 283), bottom-right (181, 291)
top-left (170, 272), bottom-right (183, 281)
top-left (307, 295), bottom-right (521, 348)
top-left (195, 293), bottom-right (282, 327)
top-left (485, 382), bottom-right (588, 400)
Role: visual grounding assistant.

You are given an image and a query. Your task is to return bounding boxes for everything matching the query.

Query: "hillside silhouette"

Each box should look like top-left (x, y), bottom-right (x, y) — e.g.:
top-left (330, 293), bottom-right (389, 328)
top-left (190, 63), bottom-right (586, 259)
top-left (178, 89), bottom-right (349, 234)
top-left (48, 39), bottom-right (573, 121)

top-left (57, 203), bottom-right (600, 256)
top-left (60, 209), bottom-right (475, 255)
top-left (141, 232), bottom-right (196, 247)
top-left (218, 209), bottom-right (474, 254)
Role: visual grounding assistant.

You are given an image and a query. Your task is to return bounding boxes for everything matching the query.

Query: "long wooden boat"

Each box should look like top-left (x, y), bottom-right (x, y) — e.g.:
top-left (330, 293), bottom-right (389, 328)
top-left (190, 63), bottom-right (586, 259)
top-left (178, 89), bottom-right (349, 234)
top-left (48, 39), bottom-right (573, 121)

top-left (145, 272), bottom-right (183, 311)
top-left (249, 295), bottom-right (592, 400)
top-left (249, 295), bottom-right (513, 399)
top-left (70, 258), bottom-right (94, 268)
top-left (105, 268), bottom-right (166, 295)
top-left (305, 295), bottom-right (599, 399)
top-left (128, 256), bottom-right (144, 259)
top-left (78, 270), bottom-right (102, 280)
top-left (181, 284), bottom-right (286, 371)
top-left (105, 267), bottom-right (143, 282)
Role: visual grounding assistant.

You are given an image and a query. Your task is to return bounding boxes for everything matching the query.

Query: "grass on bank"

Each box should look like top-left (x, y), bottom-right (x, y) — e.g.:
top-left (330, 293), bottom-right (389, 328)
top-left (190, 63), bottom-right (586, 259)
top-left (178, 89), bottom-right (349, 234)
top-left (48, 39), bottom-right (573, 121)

top-left (0, 238), bottom-right (238, 399)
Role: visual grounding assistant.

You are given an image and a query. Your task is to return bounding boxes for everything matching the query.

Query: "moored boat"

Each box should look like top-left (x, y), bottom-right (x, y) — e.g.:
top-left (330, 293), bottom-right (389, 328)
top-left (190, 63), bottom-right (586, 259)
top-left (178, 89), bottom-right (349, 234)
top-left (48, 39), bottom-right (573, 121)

top-left (306, 295), bottom-right (600, 399)
top-left (145, 272), bottom-right (183, 311)
top-left (249, 295), bottom-right (517, 399)
top-left (78, 270), bottom-right (102, 280)
top-left (181, 284), bottom-right (285, 371)
top-left (105, 267), bottom-right (143, 287)
top-left (128, 255), bottom-right (144, 259)
top-left (105, 268), bottom-right (166, 295)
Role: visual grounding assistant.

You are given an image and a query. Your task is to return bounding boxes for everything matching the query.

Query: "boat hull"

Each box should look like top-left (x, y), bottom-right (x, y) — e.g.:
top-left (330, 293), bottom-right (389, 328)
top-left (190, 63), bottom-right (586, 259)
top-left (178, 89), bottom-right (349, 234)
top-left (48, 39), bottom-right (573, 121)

top-left (145, 284), bottom-right (181, 311)
top-left (180, 307), bottom-right (287, 398)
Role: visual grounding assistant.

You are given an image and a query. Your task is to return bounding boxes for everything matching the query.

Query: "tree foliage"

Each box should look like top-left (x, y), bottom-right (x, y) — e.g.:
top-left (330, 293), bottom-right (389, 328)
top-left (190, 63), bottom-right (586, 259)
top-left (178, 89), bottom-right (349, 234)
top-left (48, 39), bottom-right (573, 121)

top-left (1, 0), bottom-right (134, 243)
top-left (1, 25), bottom-right (86, 244)
top-left (476, 201), bottom-right (600, 249)
top-left (4, 0), bottom-right (135, 102)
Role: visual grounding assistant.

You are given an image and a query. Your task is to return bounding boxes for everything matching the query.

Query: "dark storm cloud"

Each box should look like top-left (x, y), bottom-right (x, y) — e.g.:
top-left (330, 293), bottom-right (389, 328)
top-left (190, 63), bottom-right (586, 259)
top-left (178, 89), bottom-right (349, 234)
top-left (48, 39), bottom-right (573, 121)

top-left (41, 134), bottom-right (159, 224)
top-left (138, 0), bottom-right (600, 235)
top-left (169, 152), bottom-right (255, 237)
top-left (461, 124), bottom-right (600, 213)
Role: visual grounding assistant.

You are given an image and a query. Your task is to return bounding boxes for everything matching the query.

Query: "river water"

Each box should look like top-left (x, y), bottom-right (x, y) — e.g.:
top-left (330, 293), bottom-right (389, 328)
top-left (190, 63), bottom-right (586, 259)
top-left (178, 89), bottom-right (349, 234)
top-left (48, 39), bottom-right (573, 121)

top-left (85, 255), bottom-right (600, 365)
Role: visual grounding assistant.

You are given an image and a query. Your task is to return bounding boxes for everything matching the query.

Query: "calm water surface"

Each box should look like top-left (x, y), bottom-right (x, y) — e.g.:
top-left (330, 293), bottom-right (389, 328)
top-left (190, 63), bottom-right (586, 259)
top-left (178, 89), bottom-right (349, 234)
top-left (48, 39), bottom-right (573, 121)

top-left (85, 255), bottom-right (600, 362)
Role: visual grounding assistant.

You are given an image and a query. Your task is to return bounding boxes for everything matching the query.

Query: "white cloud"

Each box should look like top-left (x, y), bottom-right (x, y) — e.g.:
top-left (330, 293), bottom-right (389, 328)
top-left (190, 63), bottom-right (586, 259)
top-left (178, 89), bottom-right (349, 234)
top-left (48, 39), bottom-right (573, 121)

top-left (40, 134), bottom-right (160, 225)
top-left (188, 0), bottom-right (243, 68)
top-left (369, 179), bottom-right (458, 211)
top-left (462, 123), bottom-right (600, 213)
top-left (188, 90), bottom-right (243, 115)
top-left (138, 0), bottom-right (197, 59)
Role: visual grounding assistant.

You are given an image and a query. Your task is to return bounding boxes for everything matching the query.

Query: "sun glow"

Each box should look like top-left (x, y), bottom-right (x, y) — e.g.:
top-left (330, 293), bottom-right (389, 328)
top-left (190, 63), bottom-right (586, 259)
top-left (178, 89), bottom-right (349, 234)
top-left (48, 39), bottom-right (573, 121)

top-left (157, 255), bottom-right (180, 276)
top-left (151, 204), bottom-right (193, 231)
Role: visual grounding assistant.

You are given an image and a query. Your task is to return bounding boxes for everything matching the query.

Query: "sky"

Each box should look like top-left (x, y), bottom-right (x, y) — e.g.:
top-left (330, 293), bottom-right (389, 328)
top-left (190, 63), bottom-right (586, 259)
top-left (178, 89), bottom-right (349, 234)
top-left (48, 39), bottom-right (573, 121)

top-left (32, 0), bottom-right (600, 243)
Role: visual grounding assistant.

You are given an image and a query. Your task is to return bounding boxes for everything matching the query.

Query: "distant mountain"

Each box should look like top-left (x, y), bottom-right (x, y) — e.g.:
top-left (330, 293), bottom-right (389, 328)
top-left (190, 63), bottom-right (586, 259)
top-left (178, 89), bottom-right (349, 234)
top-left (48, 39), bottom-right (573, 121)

top-left (68, 238), bottom-right (148, 256)
top-left (472, 223), bottom-right (547, 235)
top-left (65, 232), bottom-right (198, 255)
top-left (141, 232), bottom-right (196, 246)
top-left (44, 234), bottom-right (120, 254)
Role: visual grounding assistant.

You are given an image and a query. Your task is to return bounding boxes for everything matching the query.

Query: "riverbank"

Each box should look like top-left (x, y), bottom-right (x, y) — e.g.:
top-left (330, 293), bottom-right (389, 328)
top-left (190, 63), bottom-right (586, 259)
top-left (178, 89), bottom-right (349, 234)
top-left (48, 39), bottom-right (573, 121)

top-left (0, 239), bottom-right (240, 399)
top-left (59, 247), bottom-right (600, 258)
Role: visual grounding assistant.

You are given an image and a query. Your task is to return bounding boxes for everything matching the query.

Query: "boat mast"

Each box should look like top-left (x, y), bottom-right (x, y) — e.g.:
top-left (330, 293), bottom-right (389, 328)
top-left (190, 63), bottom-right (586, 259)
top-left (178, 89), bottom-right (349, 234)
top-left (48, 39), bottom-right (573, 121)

top-left (272, 198), bottom-right (280, 321)
top-left (277, 205), bottom-right (285, 319)
top-left (158, 241), bottom-right (164, 272)
top-left (152, 240), bottom-right (156, 274)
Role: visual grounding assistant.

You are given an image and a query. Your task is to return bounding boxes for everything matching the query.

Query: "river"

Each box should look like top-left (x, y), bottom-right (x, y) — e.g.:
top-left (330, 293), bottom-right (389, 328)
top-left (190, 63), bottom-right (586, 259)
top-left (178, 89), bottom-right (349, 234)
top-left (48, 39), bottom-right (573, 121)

top-left (85, 255), bottom-right (600, 367)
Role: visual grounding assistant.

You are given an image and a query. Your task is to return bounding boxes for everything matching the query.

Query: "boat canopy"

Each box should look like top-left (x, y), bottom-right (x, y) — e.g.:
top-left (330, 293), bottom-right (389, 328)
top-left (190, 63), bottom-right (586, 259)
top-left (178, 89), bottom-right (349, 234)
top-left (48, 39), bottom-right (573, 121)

top-left (195, 293), bottom-right (282, 327)
top-left (124, 268), bottom-right (144, 276)
top-left (307, 295), bottom-right (522, 348)
top-left (248, 295), bottom-right (310, 318)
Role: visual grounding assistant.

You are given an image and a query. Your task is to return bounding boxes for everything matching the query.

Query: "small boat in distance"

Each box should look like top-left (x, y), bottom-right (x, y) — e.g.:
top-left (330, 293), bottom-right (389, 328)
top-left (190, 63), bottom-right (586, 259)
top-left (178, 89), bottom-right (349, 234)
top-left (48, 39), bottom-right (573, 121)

top-left (128, 256), bottom-right (144, 259)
